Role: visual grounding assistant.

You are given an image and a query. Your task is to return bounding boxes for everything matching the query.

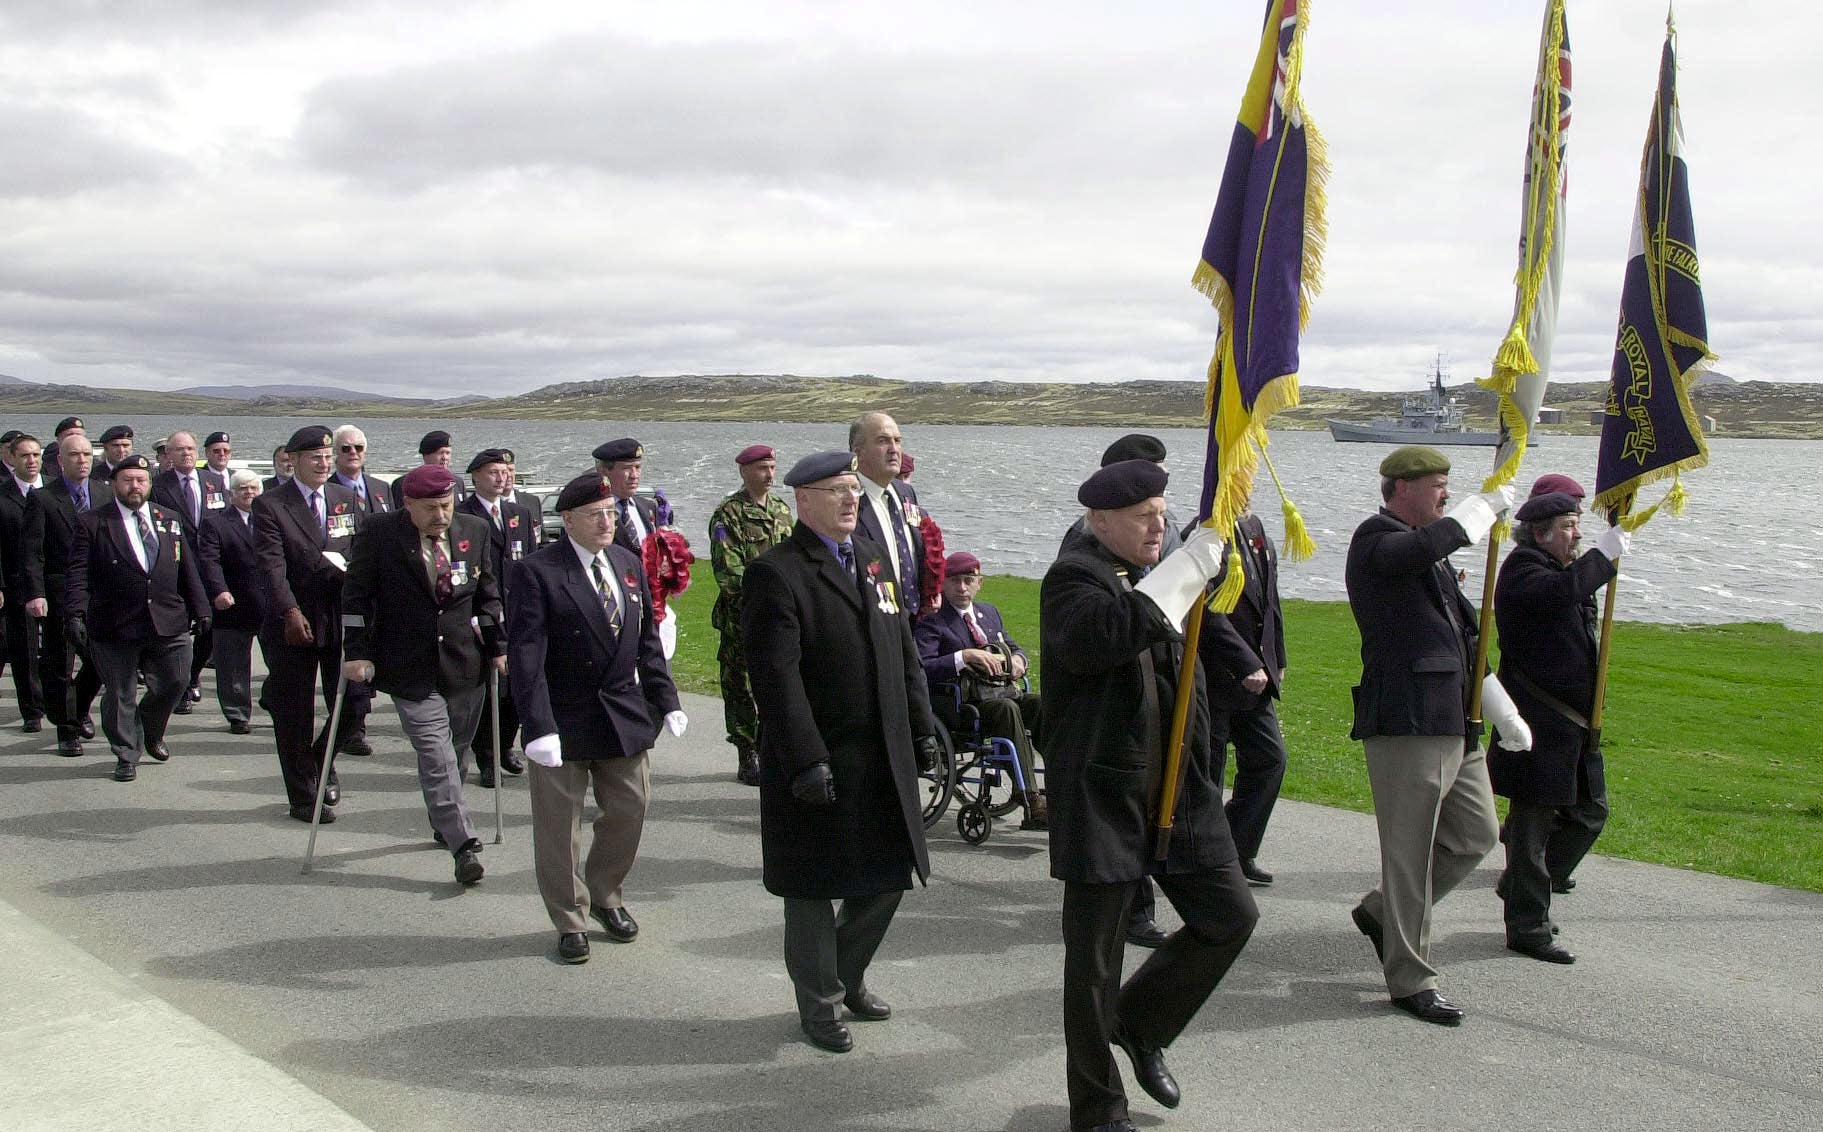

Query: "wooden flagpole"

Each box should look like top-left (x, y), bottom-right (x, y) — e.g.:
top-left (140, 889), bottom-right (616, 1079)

top-left (1155, 595), bottom-right (1207, 861)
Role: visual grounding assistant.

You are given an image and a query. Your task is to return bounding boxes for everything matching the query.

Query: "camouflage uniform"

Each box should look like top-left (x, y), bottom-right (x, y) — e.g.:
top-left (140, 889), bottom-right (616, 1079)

top-left (709, 489), bottom-right (794, 761)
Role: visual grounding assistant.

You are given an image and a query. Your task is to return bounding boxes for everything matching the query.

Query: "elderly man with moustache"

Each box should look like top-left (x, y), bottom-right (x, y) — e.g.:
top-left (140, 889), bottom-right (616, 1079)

top-left (510, 473), bottom-right (685, 964)
top-left (199, 471), bottom-right (266, 735)
top-left (344, 463), bottom-right (506, 886)
top-left (707, 443), bottom-right (794, 786)
top-left (1041, 460), bottom-right (1252, 1132)
top-left (848, 413), bottom-right (927, 622)
top-left (1, 432), bottom-right (48, 731)
top-left (1491, 475), bottom-right (1630, 965)
top-left (1345, 445), bottom-right (1528, 1026)
top-left (390, 430), bottom-right (465, 509)
top-left (592, 438), bottom-right (661, 556)
top-left (65, 455), bottom-right (210, 781)
top-left (94, 424), bottom-right (136, 483)
top-left (201, 431), bottom-right (233, 493)
top-left (24, 435), bottom-right (102, 754)
top-left (742, 451), bottom-right (944, 1054)
top-left (262, 445), bottom-right (293, 494)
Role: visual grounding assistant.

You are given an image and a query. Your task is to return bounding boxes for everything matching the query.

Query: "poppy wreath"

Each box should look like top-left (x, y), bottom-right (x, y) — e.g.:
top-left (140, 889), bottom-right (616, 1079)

top-left (641, 527), bottom-right (695, 623)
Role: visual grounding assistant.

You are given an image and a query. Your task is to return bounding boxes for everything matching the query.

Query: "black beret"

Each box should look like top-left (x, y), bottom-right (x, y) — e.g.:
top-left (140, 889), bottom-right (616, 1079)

top-left (285, 425), bottom-right (334, 453)
top-left (1379, 445), bottom-right (1450, 480)
top-left (498, 448), bottom-right (516, 464)
top-left (1101, 433), bottom-right (1168, 467)
top-left (784, 450), bottom-right (858, 487)
top-left (204, 431), bottom-right (231, 447)
top-left (466, 448), bottom-right (510, 474)
top-left (55, 416), bottom-right (84, 436)
top-left (1078, 459), bottom-right (1169, 509)
top-left (0, 430), bottom-right (21, 445)
top-left (113, 454), bottom-right (153, 474)
top-left (592, 437), bottom-right (643, 464)
top-left (100, 424), bottom-right (134, 443)
top-left (418, 430), bottom-right (452, 455)
top-left (554, 472), bottom-right (610, 512)
top-left (1515, 491), bottom-right (1579, 523)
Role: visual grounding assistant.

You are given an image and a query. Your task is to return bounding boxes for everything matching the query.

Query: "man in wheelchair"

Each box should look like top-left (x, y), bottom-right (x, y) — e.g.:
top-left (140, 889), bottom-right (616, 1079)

top-left (914, 551), bottom-right (1048, 830)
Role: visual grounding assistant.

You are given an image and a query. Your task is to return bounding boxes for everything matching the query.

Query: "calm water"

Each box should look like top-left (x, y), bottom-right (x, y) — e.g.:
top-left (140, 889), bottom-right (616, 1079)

top-left (20, 412), bottom-right (1821, 632)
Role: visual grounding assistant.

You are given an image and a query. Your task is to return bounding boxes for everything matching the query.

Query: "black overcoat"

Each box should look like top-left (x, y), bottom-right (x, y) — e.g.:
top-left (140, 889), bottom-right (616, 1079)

top-left (1038, 537), bottom-right (1234, 884)
top-left (1490, 543), bottom-right (1617, 806)
top-left (344, 510), bottom-right (504, 701)
top-left (1345, 508), bottom-right (1479, 742)
top-left (456, 493), bottom-right (536, 597)
top-left (742, 524), bottom-right (936, 900)
top-left (198, 508), bottom-right (266, 633)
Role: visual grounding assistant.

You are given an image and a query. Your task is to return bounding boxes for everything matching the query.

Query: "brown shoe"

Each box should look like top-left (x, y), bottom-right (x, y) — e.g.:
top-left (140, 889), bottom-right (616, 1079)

top-left (1020, 791), bottom-right (1049, 831)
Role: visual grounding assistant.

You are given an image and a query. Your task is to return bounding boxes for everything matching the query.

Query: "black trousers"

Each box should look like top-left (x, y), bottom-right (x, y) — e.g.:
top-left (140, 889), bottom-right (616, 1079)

top-left (1502, 773), bottom-right (1608, 944)
top-left (89, 634), bottom-right (189, 764)
top-left (4, 604), bottom-right (44, 722)
top-left (259, 637), bottom-right (352, 807)
top-left (187, 623), bottom-right (213, 688)
top-left (1217, 700), bottom-right (1288, 861)
top-left (39, 611), bottom-right (100, 740)
top-left (782, 891), bottom-right (902, 1024)
top-left (1062, 863), bottom-right (1259, 1128)
top-left (973, 693), bottom-right (1043, 797)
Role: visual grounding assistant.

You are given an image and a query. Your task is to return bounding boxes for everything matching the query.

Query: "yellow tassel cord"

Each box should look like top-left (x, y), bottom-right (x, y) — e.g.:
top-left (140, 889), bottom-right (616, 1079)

top-left (1616, 474), bottom-right (1691, 533)
top-left (1478, 1), bottom-right (1566, 495)
top-left (1255, 437), bottom-right (1317, 562)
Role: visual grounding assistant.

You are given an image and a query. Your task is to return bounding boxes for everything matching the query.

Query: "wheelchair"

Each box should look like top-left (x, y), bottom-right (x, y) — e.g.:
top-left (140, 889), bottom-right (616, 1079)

top-left (918, 680), bottom-right (1040, 845)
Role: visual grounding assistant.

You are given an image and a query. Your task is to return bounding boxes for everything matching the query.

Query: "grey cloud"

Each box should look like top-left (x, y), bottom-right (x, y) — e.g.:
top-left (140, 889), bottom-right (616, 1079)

top-left (0, 104), bottom-right (185, 197)
top-left (0, 1), bottom-right (345, 45)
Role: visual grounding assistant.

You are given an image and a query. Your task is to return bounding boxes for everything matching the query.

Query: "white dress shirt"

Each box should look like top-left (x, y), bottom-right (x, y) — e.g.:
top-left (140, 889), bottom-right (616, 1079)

top-left (857, 474), bottom-right (903, 582)
top-left (117, 499), bottom-right (156, 572)
top-left (569, 536), bottom-right (627, 614)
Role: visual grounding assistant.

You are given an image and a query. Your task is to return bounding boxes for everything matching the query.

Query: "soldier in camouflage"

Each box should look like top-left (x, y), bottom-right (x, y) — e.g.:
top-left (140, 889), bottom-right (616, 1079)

top-left (709, 444), bottom-right (795, 785)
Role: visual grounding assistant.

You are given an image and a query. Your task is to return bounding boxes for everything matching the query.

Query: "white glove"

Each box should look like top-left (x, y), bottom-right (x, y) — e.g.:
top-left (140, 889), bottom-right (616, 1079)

top-left (1134, 526), bottom-right (1229, 631)
top-left (1594, 525), bottom-right (1631, 561)
top-left (664, 710), bottom-right (688, 738)
top-left (524, 733), bottom-right (563, 768)
top-left (1443, 484), bottom-right (1516, 547)
top-left (1481, 674), bottom-right (1533, 752)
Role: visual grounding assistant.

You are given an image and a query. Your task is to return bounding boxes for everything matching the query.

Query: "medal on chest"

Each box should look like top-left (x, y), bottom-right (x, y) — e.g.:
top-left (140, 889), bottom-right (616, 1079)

top-left (449, 560), bottom-right (470, 586)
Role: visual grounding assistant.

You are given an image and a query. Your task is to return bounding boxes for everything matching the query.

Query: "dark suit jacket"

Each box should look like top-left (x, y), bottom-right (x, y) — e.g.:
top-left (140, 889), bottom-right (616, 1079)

top-left (23, 478), bottom-right (95, 612)
top-left (1490, 543), bottom-right (1617, 805)
top-left (1039, 537), bottom-right (1233, 883)
top-left (852, 480), bottom-right (925, 617)
top-left (150, 469), bottom-right (227, 545)
top-left (608, 493), bottom-right (662, 557)
top-left (1345, 508), bottom-right (1479, 742)
top-left (508, 538), bottom-right (679, 761)
top-left (333, 470), bottom-right (393, 515)
top-left (199, 508), bottom-right (266, 633)
top-left (456, 493), bottom-right (536, 597)
top-left (913, 598), bottom-right (1025, 689)
top-left (200, 466), bottom-right (229, 498)
top-left (509, 490), bottom-right (545, 546)
top-left (1195, 513), bottom-right (1288, 712)
top-left (743, 525), bottom-right (936, 899)
top-left (0, 477), bottom-right (38, 593)
top-left (252, 479), bottom-right (362, 647)
top-left (261, 475), bottom-right (290, 495)
top-left (344, 510), bottom-right (505, 701)
top-left (65, 502), bottom-right (208, 641)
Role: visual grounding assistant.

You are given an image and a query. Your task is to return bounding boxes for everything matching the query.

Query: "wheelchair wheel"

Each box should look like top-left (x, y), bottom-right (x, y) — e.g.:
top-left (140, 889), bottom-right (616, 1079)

top-left (957, 801), bottom-right (992, 845)
top-left (920, 726), bottom-right (957, 830)
top-left (978, 747), bottom-right (1024, 817)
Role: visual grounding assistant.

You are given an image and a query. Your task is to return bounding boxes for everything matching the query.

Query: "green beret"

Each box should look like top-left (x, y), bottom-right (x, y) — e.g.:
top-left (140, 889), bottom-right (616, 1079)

top-left (1378, 445), bottom-right (1450, 480)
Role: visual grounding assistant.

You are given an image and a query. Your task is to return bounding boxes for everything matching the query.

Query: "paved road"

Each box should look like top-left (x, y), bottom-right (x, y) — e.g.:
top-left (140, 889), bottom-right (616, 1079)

top-left (1, 686), bottom-right (1818, 1132)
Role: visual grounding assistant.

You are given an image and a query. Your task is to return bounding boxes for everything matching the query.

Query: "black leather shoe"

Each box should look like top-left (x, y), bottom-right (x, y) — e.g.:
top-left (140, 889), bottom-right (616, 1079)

top-left (57, 739), bottom-right (83, 757)
top-left (323, 784), bottom-right (340, 807)
top-left (454, 848), bottom-right (484, 886)
top-left (558, 932), bottom-right (590, 964)
top-left (79, 716), bottom-right (96, 740)
top-left (173, 698), bottom-right (193, 715)
top-left (736, 750), bottom-right (761, 787)
top-left (843, 988), bottom-right (891, 1021)
top-left (1110, 1024), bottom-right (1180, 1109)
top-left (1085, 1122), bottom-right (1138, 1132)
top-left (1351, 904), bottom-right (1385, 963)
top-left (112, 760), bottom-right (136, 782)
top-left (187, 684), bottom-right (203, 703)
top-left (22, 717), bottom-right (42, 733)
top-left (1508, 937), bottom-right (1576, 964)
top-left (1125, 922), bottom-right (1168, 949)
top-left (146, 742), bottom-right (170, 763)
top-left (288, 803), bottom-right (335, 824)
top-left (592, 906), bottom-right (638, 943)
top-left (432, 829), bottom-right (447, 848)
top-left (338, 735), bottom-right (373, 757)
top-left (1240, 858), bottom-right (1274, 886)
top-left (229, 720), bottom-right (252, 735)
top-left (1392, 989), bottom-right (1465, 1026)
top-left (1551, 876), bottom-right (1577, 894)
top-left (474, 767), bottom-right (496, 789)
top-left (499, 749), bottom-right (525, 775)
top-left (801, 1018), bottom-right (853, 1053)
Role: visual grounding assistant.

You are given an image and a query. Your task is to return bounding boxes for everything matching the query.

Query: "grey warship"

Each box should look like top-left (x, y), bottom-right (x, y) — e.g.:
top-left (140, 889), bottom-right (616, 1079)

top-left (1326, 357), bottom-right (1523, 446)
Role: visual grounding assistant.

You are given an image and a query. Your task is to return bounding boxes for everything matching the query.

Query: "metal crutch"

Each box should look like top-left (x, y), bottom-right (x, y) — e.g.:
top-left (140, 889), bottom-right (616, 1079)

top-left (488, 665), bottom-right (504, 845)
top-left (301, 667), bottom-right (350, 874)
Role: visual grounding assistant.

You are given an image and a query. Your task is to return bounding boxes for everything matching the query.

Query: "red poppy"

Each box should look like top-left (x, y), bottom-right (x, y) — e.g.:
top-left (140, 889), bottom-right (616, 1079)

top-left (457, 539), bottom-right (471, 553)
top-left (866, 560), bottom-right (882, 580)
top-left (623, 569), bottom-right (639, 589)
top-left (508, 515), bottom-right (520, 528)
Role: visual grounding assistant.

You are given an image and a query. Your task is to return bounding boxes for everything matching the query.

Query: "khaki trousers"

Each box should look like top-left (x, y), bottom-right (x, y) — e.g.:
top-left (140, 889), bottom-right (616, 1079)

top-left (1360, 735), bottom-right (1500, 997)
top-left (528, 752), bottom-right (651, 933)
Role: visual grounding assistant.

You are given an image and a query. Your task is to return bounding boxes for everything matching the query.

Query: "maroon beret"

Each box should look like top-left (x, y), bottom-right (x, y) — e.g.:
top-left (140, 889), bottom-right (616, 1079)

top-left (899, 452), bottom-right (915, 476)
top-left (1529, 472), bottom-right (1586, 500)
top-left (398, 464), bottom-right (458, 499)
top-left (735, 444), bottom-right (775, 466)
top-left (945, 551), bottom-right (981, 575)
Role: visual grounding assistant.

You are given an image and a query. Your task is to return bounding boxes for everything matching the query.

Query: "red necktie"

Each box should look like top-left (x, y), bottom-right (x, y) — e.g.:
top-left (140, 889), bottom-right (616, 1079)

top-left (432, 539), bottom-right (453, 605)
top-left (965, 609), bottom-right (987, 646)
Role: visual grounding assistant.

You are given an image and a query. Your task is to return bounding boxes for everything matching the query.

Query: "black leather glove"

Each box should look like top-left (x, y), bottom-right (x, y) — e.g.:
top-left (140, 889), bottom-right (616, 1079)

top-left (66, 618), bottom-right (88, 653)
top-left (914, 734), bottom-right (943, 774)
top-left (193, 615), bottom-right (213, 636)
top-left (790, 762), bottom-right (836, 806)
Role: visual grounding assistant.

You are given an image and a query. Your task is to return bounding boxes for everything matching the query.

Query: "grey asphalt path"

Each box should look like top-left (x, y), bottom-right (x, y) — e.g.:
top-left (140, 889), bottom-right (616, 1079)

top-left (1, 685), bottom-right (1818, 1132)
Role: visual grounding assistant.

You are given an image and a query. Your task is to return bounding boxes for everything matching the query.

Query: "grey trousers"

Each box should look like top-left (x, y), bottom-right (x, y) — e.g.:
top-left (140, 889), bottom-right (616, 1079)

top-left (781, 891), bottom-right (903, 1024)
top-left (393, 686), bottom-right (485, 853)
top-left (1360, 734), bottom-right (1500, 997)
top-left (528, 752), bottom-right (650, 933)
top-left (90, 635), bottom-right (192, 765)
top-left (212, 628), bottom-right (255, 725)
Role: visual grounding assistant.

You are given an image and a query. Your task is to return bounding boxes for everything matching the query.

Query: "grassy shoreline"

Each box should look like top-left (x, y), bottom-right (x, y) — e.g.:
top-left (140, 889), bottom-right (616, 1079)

top-left (664, 578), bottom-right (1823, 892)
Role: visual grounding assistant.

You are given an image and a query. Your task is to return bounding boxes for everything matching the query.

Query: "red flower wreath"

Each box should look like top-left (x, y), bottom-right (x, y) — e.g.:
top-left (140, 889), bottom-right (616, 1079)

top-left (640, 527), bottom-right (694, 623)
top-left (917, 512), bottom-right (946, 617)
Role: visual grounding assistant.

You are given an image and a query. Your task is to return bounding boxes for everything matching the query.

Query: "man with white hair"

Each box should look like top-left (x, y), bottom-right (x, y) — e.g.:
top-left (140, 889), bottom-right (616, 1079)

top-left (326, 423), bottom-right (386, 755)
top-left (200, 470), bottom-right (265, 734)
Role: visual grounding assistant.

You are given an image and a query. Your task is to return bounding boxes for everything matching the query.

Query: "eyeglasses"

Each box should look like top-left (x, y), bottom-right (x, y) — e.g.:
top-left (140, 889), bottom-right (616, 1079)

top-left (800, 485), bottom-right (862, 499)
top-left (339, 444), bottom-right (365, 453)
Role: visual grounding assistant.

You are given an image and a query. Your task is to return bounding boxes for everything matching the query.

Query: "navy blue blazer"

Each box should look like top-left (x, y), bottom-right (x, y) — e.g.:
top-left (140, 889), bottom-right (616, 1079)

top-left (65, 502), bottom-right (209, 641)
top-left (507, 539), bottom-right (680, 760)
top-left (913, 599), bottom-right (1024, 690)
top-left (199, 507), bottom-right (266, 633)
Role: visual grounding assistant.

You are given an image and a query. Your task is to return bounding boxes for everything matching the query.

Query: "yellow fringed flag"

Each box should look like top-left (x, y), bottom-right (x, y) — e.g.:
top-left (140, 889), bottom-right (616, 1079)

top-left (1479, 0), bottom-right (1571, 499)
top-left (1192, 0), bottom-right (1327, 610)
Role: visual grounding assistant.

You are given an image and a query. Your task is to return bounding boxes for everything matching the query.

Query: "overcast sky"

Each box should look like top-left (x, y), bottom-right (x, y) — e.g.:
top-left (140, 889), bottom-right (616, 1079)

top-left (0, 0), bottom-right (1812, 398)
